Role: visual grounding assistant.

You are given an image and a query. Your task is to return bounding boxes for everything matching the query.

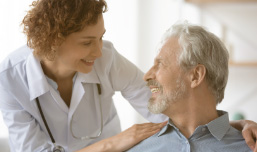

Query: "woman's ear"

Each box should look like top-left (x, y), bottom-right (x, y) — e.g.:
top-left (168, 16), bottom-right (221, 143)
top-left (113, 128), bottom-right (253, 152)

top-left (189, 64), bottom-right (206, 88)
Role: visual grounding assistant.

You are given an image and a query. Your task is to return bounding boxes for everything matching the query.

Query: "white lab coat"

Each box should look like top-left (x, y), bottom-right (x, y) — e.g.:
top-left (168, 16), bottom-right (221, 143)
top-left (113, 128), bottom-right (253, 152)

top-left (0, 40), bottom-right (167, 152)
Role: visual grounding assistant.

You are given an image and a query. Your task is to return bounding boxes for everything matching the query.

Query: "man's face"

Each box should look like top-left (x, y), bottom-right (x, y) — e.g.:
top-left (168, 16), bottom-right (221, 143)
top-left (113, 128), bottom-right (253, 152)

top-left (143, 37), bottom-right (187, 114)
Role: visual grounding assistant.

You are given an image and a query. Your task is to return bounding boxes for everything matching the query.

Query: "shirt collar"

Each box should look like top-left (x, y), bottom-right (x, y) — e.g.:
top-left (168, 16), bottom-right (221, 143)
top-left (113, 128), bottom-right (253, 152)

top-left (76, 66), bottom-right (100, 84)
top-left (26, 53), bottom-right (50, 101)
top-left (158, 119), bottom-right (178, 137)
top-left (45, 72), bottom-right (78, 91)
top-left (44, 65), bottom-right (100, 93)
top-left (206, 110), bottom-right (230, 141)
top-left (26, 53), bottom-right (100, 101)
top-left (157, 110), bottom-right (230, 141)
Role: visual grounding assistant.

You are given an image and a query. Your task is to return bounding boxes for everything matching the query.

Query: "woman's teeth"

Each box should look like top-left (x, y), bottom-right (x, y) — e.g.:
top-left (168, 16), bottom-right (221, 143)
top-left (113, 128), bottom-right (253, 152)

top-left (83, 59), bottom-right (93, 63)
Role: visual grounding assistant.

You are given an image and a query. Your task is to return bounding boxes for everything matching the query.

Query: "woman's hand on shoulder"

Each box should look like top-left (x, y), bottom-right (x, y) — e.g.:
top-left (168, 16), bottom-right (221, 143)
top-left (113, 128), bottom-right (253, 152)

top-left (107, 121), bottom-right (167, 152)
top-left (241, 120), bottom-right (257, 152)
top-left (77, 121), bottom-right (167, 152)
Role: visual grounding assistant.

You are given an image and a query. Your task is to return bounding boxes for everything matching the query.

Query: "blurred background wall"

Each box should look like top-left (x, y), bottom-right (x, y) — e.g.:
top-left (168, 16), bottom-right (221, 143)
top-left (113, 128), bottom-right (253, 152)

top-left (1, 0), bottom-right (257, 151)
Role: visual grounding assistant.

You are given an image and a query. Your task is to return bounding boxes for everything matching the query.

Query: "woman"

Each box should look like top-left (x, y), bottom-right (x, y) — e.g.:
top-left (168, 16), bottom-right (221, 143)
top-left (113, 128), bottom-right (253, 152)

top-left (0, 0), bottom-right (256, 152)
top-left (0, 0), bottom-right (166, 151)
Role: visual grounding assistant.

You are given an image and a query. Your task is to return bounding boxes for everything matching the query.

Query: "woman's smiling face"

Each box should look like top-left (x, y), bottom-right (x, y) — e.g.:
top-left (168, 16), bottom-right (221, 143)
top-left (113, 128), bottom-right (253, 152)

top-left (55, 14), bottom-right (106, 74)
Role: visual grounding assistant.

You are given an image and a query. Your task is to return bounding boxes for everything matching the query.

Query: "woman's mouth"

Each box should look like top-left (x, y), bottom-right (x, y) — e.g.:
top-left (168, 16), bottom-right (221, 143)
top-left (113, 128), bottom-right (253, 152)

top-left (81, 59), bottom-right (94, 66)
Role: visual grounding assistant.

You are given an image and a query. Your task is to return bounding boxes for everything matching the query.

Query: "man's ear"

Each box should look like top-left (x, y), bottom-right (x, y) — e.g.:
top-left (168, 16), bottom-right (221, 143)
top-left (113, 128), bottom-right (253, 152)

top-left (189, 64), bottom-right (206, 88)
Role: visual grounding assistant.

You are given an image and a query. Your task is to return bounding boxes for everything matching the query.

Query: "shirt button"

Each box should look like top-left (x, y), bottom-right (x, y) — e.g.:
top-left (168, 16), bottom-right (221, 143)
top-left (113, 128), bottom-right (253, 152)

top-left (185, 141), bottom-right (189, 144)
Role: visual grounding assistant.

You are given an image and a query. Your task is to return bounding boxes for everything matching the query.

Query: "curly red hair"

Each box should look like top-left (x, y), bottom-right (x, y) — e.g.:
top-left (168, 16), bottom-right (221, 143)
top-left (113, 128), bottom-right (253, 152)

top-left (22, 0), bottom-right (107, 60)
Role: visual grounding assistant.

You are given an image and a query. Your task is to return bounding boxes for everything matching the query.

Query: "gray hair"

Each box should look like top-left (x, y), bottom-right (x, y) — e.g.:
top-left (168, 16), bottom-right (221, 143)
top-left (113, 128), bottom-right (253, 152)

top-left (161, 21), bottom-right (229, 104)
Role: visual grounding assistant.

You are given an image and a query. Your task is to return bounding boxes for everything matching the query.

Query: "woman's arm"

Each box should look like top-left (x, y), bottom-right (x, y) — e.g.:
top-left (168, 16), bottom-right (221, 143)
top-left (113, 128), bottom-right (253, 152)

top-left (230, 120), bottom-right (257, 152)
top-left (0, 89), bottom-right (54, 151)
top-left (77, 121), bottom-right (167, 152)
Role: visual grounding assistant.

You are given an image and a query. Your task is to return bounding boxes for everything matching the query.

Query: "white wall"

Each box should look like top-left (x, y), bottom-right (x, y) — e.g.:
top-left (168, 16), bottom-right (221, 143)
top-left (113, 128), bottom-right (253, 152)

top-left (0, 0), bottom-right (33, 61)
top-left (105, 0), bottom-right (182, 130)
top-left (103, 0), bottom-right (145, 131)
top-left (0, 1), bottom-right (35, 148)
top-left (136, 0), bottom-right (181, 72)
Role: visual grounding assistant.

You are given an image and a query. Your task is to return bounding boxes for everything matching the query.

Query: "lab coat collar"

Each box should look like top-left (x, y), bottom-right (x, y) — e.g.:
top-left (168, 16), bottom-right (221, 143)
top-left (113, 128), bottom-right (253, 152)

top-left (26, 52), bottom-right (100, 113)
top-left (69, 67), bottom-right (100, 116)
top-left (26, 53), bottom-right (50, 101)
top-left (77, 66), bottom-right (100, 84)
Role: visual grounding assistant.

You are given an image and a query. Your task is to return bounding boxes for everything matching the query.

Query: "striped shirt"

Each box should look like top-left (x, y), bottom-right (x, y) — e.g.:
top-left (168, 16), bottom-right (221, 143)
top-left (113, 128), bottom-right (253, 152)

top-left (127, 111), bottom-right (251, 152)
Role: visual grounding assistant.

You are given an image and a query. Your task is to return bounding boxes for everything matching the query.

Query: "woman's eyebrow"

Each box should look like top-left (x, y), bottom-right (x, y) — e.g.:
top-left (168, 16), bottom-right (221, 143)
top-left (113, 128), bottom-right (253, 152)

top-left (80, 30), bottom-right (106, 39)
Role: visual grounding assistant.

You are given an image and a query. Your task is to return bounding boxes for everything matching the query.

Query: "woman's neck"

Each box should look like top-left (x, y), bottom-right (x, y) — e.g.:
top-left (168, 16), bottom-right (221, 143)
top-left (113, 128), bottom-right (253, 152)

top-left (41, 60), bottom-right (76, 82)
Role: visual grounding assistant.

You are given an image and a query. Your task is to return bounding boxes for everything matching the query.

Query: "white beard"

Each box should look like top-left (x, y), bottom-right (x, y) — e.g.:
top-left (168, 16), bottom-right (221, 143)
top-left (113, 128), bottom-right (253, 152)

top-left (148, 78), bottom-right (186, 114)
top-left (148, 95), bottom-right (169, 114)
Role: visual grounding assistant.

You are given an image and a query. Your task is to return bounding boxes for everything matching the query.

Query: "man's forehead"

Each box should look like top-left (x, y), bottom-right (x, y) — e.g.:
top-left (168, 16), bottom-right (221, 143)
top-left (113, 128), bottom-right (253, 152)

top-left (155, 49), bottom-right (168, 60)
top-left (155, 46), bottom-right (175, 61)
top-left (155, 37), bottom-right (180, 60)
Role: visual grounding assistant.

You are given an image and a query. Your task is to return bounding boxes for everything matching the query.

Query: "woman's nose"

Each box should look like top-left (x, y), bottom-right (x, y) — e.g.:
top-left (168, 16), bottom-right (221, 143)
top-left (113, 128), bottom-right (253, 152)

top-left (91, 42), bottom-right (103, 58)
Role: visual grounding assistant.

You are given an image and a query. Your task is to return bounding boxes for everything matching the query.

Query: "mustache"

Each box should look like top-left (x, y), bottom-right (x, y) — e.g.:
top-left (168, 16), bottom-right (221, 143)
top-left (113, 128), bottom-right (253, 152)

top-left (146, 80), bottom-right (162, 88)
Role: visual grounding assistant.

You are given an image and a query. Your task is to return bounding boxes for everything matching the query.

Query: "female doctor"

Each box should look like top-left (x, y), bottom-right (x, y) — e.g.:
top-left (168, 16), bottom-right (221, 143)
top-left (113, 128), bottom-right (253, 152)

top-left (0, 0), bottom-right (256, 152)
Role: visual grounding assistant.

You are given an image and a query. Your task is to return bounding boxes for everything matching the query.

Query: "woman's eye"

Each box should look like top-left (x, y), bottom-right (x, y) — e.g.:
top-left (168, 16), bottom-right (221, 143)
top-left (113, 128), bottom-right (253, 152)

top-left (83, 42), bottom-right (91, 46)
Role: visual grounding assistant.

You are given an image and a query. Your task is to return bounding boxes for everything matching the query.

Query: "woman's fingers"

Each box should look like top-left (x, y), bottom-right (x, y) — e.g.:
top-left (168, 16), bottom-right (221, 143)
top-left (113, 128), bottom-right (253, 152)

top-left (136, 121), bottom-right (167, 135)
top-left (77, 121), bottom-right (168, 152)
top-left (125, 121), bottom-right (168, 143)
top-left (108, 121), bottom-right (168, 152)
top-left (137, 126), bottom-right (163, 140)
top-left (241, 120), bottom-right (257, 151)
top-left (242, 129), bottom-right (255, 151)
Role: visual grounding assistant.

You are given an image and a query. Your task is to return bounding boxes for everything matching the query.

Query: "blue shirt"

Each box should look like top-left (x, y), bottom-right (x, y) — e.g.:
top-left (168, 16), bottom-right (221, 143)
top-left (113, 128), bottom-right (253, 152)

top-left (127, 111), bottom-right (251, 152)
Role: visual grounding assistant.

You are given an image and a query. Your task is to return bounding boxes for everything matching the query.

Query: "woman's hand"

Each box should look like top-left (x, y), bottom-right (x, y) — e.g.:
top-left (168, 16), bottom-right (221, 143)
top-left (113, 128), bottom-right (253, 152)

top-left (77, 121), bottom-right (167, 152)
top-left (231, 120), bottom-right (257, 152)
top-left (106, 121), bottom-right (167, 152)
top-left (241, 120), bottom-right (257, 152)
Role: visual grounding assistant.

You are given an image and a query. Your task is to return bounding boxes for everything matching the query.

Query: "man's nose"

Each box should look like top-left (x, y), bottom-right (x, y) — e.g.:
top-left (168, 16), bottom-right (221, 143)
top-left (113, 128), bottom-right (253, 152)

top-left (143, 66), bottom-right (155, 82)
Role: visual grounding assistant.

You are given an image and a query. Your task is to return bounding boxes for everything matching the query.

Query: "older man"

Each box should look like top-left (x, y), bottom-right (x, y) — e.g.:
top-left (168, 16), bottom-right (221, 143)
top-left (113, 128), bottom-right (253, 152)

top-left (127, 22), bottom-right (252, 152)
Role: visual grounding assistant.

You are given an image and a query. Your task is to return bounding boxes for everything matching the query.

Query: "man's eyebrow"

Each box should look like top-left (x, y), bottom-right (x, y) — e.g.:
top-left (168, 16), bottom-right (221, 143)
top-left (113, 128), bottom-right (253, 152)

top-left (80, 30), bottom-right (106, 39)
top-left (154, 58), bottom-right (162, 64)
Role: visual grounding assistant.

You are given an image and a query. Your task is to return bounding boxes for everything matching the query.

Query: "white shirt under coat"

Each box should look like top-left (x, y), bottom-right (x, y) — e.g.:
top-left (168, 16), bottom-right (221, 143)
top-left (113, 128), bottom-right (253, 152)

top-left (0, 40), bottom-right (167, 152)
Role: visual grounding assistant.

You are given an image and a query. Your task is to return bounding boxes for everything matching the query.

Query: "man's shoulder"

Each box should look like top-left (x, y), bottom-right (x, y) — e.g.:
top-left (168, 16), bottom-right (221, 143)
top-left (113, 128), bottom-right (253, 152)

top-left (220, 126), bottom-right (251, 151)
top-left (198, 126), bottom-right (251, 152)
top-left (127, 122), bottom-right (252, 152)
top-left (126, 125), bottom-right (181, 152)
top-left (225, 125), bottom-right (245, 139)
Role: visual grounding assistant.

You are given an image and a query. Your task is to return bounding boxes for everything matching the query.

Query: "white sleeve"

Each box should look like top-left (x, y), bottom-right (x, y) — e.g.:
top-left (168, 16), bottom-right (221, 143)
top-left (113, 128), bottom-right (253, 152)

top-left (0, 89), bottom-right (53, 152)
top-left (108, 44), bottom-right (168, 123)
